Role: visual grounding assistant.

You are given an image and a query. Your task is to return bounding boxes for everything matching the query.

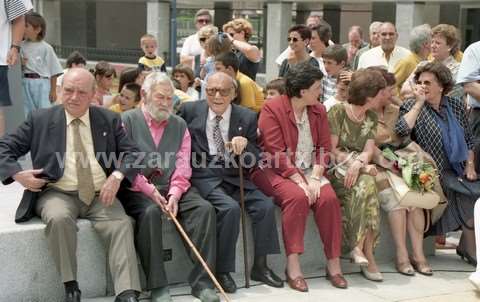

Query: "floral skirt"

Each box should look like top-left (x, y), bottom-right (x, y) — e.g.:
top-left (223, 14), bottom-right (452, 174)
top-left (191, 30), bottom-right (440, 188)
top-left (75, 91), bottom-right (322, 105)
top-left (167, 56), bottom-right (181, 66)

top-left (331, 173), bottom-right (380, 254)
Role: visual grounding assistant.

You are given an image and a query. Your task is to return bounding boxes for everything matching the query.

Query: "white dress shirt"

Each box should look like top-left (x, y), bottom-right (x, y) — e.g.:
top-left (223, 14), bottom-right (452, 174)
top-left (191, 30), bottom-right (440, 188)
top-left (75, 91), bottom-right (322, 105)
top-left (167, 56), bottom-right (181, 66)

top-left (357, 45), bottom-right (410, 72)
top-left (206, 105), bottom-right (232, 155)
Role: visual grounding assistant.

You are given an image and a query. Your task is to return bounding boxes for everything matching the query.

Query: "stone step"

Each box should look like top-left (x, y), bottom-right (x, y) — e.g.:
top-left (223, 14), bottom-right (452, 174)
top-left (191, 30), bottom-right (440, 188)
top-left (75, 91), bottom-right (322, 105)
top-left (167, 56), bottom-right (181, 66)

top-left (0, 182), bottom-right (434, 301)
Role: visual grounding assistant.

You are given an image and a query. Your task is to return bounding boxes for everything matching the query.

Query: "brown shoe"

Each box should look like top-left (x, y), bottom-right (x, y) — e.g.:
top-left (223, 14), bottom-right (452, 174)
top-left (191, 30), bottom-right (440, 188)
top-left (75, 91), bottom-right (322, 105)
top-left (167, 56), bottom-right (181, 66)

top-left (410, 258), bottom-right (433, 276)
top-left (285, 270), bottom-right (308, 292)
top-left (326, 269), bottom-right (348, 289)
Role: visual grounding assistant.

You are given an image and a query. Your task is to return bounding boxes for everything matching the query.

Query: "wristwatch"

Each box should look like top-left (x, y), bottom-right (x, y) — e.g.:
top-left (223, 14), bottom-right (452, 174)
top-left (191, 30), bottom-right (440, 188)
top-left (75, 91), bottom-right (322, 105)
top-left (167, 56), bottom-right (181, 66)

top-left (111, 171), bottom-right (124, 181)
top-left (311, 175), bottom-right (321, 181)
top-left (10, 44), bottom-right (21, 51)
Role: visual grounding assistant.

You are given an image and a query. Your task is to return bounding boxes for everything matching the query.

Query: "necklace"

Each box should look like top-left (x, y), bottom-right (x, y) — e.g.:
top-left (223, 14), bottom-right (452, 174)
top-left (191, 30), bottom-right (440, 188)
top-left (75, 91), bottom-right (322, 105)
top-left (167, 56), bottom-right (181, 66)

top-left (347, 104), bottom-right (365, 123)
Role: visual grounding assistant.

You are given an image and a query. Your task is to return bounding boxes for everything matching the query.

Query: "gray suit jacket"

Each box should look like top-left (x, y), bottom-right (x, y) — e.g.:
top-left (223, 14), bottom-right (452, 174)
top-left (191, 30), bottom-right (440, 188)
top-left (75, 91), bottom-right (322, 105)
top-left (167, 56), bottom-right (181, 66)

top-left (0, 105), bottom-right (141, 222)
top-left (178, 100), bottom-right (260, 197)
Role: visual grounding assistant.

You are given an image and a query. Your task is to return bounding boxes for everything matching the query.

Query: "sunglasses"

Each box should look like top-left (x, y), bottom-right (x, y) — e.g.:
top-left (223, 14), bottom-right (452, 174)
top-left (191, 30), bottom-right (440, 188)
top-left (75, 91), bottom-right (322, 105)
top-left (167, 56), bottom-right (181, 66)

top-left (196, 18), bottom-right (211, 24)
top-left (287, 37), bottom-right (301, 43)
top-left (205, 87), bottom-right (232, 97)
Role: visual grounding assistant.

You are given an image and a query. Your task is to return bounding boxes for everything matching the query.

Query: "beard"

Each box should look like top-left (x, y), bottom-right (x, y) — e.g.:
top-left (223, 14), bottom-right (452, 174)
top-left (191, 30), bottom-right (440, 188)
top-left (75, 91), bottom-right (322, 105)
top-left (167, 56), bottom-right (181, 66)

top-left (146, 101), bottom-right (170, 122)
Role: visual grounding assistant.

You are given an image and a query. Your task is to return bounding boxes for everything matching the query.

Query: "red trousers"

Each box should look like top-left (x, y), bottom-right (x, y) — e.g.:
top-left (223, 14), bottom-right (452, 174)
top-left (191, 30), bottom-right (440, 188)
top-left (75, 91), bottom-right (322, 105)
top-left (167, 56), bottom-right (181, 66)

top-left (252, 168), bottom-right (342, 259)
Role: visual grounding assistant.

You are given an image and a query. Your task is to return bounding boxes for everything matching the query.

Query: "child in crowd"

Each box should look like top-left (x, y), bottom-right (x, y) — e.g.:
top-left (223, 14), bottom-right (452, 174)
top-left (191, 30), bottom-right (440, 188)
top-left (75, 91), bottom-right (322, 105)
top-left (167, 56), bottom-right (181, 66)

top-left (56, 51), bottom-right (87, 99)
top-left (109, 82), bottom-right (141, 113)
top-left (265, 78), bottom-right (286, 100)
top-left (138, 34), bottom-right (166, 72)
top-left (21, 12), bottom-right (63, 116)
top-left (92, 61), bottom-right (116, 106)
top-left (172, 64), bottom-right (199, 100)
top-left (118, 67), bottom-right (146, 92)
top-left (200, 33), bottom-right (232, 98)
top-left (321, 44), bottom-right (347, 103)
top-left (323, 73), bottom-right (350, 111)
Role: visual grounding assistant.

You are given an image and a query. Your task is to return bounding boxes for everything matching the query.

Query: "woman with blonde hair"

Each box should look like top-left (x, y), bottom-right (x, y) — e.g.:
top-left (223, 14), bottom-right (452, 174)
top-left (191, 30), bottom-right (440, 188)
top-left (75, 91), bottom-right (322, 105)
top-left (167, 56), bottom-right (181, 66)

top-left (223, 18), bottom-right (261, 80)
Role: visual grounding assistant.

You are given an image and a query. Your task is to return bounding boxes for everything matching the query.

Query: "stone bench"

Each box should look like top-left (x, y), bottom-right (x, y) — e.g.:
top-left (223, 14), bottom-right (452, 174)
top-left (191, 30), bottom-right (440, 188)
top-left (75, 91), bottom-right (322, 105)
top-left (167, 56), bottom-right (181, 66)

top-left (0, 182), bottom-right (434, 301)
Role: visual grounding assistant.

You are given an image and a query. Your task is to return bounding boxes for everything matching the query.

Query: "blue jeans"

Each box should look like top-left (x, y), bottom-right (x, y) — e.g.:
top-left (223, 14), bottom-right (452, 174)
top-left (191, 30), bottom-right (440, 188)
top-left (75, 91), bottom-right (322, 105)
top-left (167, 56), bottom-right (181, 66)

top-left (22, 78), bottom-right (51, 117)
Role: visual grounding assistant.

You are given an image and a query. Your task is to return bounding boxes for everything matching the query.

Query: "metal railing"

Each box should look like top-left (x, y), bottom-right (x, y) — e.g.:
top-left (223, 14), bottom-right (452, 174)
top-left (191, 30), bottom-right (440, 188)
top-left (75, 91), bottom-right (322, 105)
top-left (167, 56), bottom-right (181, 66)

top-left (52, 45), bottom-right (143, 64)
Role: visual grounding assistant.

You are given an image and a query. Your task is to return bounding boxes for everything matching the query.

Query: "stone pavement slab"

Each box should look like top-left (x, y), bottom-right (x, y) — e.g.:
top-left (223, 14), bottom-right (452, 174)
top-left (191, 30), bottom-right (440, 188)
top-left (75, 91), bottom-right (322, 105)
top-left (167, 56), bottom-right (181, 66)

top-left (84, 251), bottom-right (477, 302)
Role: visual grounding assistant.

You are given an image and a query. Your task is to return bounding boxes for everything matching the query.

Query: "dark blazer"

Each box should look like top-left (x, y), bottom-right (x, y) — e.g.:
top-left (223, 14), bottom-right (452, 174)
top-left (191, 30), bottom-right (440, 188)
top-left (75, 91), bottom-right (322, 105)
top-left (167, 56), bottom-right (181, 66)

top-left (178, 100), bottom-right (260, 197)
top-left (0, 105), bottom-right (141, 222)
top-left (255, 95), bottom-right (332, 187)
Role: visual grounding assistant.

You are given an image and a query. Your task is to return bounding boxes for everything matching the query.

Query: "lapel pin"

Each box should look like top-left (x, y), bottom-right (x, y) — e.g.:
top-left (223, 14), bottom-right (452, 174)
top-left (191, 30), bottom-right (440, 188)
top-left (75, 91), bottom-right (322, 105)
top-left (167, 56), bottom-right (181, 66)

top-left (103, 132), bottom-right (107, 136)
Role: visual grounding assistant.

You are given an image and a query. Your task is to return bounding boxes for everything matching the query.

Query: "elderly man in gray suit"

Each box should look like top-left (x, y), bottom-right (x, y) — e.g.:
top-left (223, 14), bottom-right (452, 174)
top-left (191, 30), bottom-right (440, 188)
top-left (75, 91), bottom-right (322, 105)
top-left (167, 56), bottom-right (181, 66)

top-left (0, 68), bottom-right (143, 302)
top-left (178, 72), bottom-right (283, 293)
top-left (119, 72), bottom-right (219, 302)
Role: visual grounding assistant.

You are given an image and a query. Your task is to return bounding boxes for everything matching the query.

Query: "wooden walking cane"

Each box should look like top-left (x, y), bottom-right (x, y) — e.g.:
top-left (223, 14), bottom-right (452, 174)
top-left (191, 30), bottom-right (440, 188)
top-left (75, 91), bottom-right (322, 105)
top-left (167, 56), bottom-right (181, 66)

top-left (160, 204), bottom-right (232, 302)
top-left (238, 154), bottom-right (250, 288)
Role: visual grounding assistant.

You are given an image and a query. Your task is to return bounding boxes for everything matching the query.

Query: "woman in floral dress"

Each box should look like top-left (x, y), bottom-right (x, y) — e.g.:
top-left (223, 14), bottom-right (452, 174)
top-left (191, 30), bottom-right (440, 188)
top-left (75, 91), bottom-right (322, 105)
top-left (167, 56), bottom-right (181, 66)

top-left (328, 69), bottom-right (386, 282)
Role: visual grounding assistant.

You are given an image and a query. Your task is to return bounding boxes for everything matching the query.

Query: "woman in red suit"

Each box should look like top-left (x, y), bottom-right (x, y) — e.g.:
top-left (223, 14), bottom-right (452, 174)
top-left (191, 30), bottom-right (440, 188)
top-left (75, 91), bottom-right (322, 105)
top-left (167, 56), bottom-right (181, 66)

top-left (251, 63), bottom-right (346, 292)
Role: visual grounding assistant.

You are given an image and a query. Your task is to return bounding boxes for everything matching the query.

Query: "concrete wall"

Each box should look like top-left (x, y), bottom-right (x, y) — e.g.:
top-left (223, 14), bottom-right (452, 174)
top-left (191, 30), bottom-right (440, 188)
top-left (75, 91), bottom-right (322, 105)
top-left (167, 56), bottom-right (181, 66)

top-left (96, 1), bottom-right (146, 49)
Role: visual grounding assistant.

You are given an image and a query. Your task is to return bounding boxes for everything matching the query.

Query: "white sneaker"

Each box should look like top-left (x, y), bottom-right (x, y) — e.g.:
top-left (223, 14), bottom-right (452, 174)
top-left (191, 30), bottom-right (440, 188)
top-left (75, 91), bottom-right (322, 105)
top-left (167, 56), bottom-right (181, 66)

top-left (469, 272), bottom-right (480, 291)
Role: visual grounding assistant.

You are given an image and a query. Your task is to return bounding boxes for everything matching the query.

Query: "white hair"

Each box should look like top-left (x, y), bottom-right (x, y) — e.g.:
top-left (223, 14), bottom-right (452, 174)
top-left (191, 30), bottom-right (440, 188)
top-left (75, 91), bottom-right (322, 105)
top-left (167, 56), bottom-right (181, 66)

top-left (369, 21), bottom-right (383, 33)
top-left (141, 72), bottom-right (175, 94)
top-left (409, 24), bottom-right (432, 54)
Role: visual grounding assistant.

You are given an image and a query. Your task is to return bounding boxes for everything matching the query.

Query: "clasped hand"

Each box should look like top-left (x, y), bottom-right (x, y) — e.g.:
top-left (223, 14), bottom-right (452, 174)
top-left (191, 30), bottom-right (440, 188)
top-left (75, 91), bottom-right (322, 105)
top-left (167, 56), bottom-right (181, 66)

top-left (150, 190), bottom-right (179, 217)
top-left (226, 136), bottom-right (248, 155)
top-left (13, 169), bottom-right (48, 192)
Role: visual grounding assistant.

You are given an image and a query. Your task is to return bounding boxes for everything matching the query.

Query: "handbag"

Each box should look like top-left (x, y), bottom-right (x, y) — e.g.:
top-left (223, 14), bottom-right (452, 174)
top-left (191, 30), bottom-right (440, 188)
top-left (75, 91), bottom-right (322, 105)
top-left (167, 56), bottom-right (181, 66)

top-left (440, 171), bottom-right (480, 229)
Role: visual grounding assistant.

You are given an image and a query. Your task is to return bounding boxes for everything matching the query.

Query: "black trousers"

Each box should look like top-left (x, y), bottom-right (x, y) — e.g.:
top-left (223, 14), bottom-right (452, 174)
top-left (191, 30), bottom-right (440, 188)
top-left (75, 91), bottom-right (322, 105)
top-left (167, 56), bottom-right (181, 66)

top-left (118, 187), bottom-right (216, 293)
top-left (205, 181), bottom-right (280, 273)
top-left (469, 108), bottom-right (480, 173)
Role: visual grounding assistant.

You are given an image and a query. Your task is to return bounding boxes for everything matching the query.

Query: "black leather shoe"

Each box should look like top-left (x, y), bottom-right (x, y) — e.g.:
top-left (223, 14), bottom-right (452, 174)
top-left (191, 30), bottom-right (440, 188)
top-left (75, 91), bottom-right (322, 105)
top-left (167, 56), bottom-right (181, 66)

top-left (251, 267), bottom-right (284, 288)
top-left (216, 273), bottom-right (237, 293)
top-left (114, 290), bottom-right (139, 302)
top-left (65, 289), bottom-right (81, 302)
top-left (114, 296), bottom-right (138, 302)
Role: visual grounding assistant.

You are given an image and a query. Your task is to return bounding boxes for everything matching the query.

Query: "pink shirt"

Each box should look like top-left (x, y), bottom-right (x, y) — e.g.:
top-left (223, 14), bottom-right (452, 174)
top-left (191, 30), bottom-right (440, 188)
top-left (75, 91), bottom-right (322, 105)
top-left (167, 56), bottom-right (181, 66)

top-left (130, 107), bottom-right (192, 201)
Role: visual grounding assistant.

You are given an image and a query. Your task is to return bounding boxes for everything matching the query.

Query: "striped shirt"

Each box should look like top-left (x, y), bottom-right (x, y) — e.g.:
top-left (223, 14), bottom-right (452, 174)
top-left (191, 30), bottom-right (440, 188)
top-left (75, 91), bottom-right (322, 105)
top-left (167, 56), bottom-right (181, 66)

top-left (321, 75), bottom-right (337, 103)
top-left (5, 0), bottom-right (29, 21)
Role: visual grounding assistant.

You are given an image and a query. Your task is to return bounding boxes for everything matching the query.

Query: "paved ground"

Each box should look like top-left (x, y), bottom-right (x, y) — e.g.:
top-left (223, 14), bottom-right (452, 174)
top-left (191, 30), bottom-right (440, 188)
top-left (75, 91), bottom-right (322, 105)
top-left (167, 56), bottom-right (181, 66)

top-left (2, 157), bottom-right (478, 302)
top-left (81, 250), bottom-right (478, 302)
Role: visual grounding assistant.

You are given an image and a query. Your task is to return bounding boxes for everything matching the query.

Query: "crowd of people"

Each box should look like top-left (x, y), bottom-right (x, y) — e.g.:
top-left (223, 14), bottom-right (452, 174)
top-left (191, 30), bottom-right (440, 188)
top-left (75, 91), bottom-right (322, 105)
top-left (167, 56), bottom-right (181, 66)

top-left (1, 3), bottom-right (480, 302)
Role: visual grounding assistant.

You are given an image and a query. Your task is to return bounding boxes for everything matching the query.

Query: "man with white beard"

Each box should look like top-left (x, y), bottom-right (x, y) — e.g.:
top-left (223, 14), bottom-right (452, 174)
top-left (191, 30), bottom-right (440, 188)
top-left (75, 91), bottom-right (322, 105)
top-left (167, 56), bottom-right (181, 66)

top-left (119, 72), bottom-right (219, 302)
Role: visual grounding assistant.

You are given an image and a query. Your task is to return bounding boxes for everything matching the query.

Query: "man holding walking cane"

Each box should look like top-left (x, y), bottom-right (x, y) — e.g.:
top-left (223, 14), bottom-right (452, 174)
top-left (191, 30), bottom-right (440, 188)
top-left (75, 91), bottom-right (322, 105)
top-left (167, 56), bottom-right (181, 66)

top-left (119, 73), bottom-right (219, 302)
top-left (178, 72), bottom-right (283, 293)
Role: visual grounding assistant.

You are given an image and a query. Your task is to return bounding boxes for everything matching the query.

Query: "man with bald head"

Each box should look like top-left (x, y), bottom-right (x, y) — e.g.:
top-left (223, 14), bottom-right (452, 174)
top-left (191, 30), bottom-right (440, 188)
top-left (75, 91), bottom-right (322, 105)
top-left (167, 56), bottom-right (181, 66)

top-left (0, 68), bottom-right (142, 302)
top-left (178, 72), bottom-right (282, 293)
top-left (357, 22), bottom-right (410, 71)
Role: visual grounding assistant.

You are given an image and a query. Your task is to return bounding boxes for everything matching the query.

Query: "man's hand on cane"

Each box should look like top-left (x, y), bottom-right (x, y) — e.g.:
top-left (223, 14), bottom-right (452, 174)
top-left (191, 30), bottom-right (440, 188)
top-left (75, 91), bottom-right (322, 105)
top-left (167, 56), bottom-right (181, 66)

top-left (165, 195), bottom-right (179, 217)
top-left (226, 136), bottom-right (248, 155)
top-left (151, 189), bottom-right (168, 212)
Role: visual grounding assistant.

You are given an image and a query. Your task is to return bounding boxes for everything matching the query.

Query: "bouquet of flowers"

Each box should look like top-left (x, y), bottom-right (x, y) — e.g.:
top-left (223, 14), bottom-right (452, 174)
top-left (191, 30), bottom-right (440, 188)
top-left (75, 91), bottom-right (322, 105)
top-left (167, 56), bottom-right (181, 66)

top-left (382, 148), bottom-right (436, 193)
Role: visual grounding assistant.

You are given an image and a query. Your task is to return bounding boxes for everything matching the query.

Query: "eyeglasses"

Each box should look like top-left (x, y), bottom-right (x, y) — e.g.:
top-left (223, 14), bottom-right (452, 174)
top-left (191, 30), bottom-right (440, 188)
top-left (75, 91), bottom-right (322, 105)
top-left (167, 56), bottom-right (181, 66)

top-left (196, 18), bottom-right (211, 24)
top-left (381, 32), bottom-right (396, 37)
top-left (287, 37), bottom-right (301, 43)
top-left (205, 87), bottom-right (232, 97)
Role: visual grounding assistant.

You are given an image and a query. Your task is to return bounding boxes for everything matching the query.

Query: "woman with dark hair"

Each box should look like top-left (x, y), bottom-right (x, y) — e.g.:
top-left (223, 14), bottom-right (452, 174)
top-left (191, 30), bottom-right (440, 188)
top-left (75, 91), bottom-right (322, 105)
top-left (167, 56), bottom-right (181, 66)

top-left (309, 21), bottom-right (332, 75)
top-left (252, 62), bottom-right (347, 292)
top-left (395, 61), bottom-right (478, 267)
top-left (369, 66), bottom-right (438, 276)
top-left (278, 25), bottom-right (319, 77)
top-left (328, 69), bottom-right (386, 282)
